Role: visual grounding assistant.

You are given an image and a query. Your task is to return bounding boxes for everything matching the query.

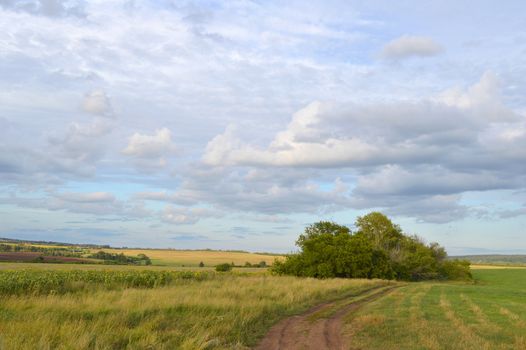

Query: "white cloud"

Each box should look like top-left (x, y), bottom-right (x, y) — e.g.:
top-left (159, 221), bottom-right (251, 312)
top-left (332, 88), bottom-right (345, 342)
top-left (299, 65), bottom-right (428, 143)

top-left (122, 128), bottom-right (177, 168)
top-left (203, 73), bottom-right (522, 169)
top-left (161, 206), bottom-right (221, 225)
top-left (82, 90), bottom-right (113, 117)
top-left (381, 35), bottom-right (443, 60)
top-left (55, 191), bottom-right (115, 203)
top-left (198, 73), bottom-right (526, 222)
top-left (48, 118), bottom-right (114, 165)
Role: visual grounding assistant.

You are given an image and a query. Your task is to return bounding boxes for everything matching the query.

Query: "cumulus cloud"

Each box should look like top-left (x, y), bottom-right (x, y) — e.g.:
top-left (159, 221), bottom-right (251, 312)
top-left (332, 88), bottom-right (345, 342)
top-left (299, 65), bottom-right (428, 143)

top-left (55, 191), bottom-right (115, 203)
top-left (82, 90), bottom-right (113, 117)
top-left (2, 191), bottom-right (153, 219)
top-left (123, 128), bottom-right (176, 158)
top-left (161, 206), bottom-right (221, 225)
top-left (203, 73), bottom-right (521, 170)
top-left (122, 128), bottom-right (177, 168)
top-left (381, 35), bottom-right (443, 60)
top-left (200, 73), bottom-right (526, 222)
top-left (49, 119), bottom-right (114, 163)
top-left (0, 0), bottom-right (84, 17)
top-left (147, 165), bottom-right (351, 215)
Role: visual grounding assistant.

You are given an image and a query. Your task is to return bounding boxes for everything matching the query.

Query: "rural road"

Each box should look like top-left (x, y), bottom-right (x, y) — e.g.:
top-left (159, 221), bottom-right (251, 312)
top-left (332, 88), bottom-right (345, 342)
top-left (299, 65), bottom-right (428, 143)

top-left (254, 285), bottom-right (397, 350)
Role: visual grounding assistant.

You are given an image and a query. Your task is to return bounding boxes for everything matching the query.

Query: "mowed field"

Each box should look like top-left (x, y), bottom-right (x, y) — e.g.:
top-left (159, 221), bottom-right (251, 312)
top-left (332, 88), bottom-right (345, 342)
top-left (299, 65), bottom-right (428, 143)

top-left (345, 268), bottom-right (526, 350)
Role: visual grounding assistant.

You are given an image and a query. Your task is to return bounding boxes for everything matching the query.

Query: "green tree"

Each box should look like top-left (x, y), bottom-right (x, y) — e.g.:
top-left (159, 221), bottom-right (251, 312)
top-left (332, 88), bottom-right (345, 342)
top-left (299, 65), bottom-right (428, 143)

top-left (272, 213), bottom-right (471, 281)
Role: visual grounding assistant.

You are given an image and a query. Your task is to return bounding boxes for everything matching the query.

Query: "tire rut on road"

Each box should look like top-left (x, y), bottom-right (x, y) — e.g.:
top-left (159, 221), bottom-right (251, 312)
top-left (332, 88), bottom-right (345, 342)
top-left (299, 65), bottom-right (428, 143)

top-left (254, 285), bottom-right (398, 350)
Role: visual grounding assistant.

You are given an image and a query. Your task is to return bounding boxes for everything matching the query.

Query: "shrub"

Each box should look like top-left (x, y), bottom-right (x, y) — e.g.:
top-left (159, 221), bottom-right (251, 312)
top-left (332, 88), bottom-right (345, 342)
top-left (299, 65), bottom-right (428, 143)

top-left (215, 263), bottom-right (232, 272)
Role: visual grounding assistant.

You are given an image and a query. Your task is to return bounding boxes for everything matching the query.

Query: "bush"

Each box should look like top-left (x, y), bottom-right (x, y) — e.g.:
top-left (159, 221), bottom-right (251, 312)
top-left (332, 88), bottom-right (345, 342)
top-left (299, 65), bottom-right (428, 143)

top-left (271, 212), bottom-right (472, 282)
top-left (215, 263), bottom-right (232, 272)
top-left (439, 259), bottom-right (472, 280)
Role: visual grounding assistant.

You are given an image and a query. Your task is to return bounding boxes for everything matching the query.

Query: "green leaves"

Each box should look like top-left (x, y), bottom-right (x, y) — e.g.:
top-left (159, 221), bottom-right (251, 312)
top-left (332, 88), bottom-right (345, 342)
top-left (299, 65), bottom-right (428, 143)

top-left (272, 212), bottom-right (472, 281)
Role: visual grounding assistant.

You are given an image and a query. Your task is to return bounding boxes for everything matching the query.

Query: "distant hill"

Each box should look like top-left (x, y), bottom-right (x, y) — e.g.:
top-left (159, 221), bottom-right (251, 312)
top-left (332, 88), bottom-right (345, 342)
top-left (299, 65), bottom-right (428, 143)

top-left (0, 237), bottom-right (111, 249)
top-left (451, 254), bottom-right (526, 266)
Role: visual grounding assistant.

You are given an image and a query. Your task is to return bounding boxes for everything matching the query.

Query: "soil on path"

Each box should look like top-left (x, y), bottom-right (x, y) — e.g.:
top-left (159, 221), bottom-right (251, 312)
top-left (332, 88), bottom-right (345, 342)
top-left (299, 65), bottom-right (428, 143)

top-left (254, 285), bottom-right (398, 350)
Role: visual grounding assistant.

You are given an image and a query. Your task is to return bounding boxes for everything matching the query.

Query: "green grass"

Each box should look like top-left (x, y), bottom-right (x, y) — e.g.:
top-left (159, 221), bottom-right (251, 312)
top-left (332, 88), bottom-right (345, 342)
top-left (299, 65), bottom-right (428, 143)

top-left (345, 268), bottom-right (526, 350)
top-left (0, 268), bottom-right (386, 349)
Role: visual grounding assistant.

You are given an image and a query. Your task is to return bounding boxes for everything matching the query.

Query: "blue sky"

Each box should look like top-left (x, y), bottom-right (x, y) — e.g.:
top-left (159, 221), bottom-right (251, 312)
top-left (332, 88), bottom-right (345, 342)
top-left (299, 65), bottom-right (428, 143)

top-left (1, 0), bottom-right (526, 254)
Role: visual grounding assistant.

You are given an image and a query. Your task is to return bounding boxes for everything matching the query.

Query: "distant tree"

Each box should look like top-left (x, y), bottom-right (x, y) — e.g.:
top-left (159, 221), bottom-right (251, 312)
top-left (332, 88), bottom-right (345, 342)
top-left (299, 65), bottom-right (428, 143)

top-left (199, 261), bottom-right (205, 267)
top-left (244, 262), bottom-right (252, 267)
top-left (258, 261), bottom-right (267, 268)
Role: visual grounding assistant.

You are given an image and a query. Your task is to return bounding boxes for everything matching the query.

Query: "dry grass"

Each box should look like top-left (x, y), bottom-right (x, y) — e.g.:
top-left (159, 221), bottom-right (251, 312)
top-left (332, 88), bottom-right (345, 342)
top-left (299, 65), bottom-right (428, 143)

top-left (470, 264), bottom-right (526, 270)
top-left (90, 248), bottom-right (283, 266)
top-left (0, 272), bottom-right (383, 349)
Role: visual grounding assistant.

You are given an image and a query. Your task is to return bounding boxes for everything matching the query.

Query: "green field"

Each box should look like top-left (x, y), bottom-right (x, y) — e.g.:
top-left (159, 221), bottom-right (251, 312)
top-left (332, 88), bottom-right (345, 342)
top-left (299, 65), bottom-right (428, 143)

top-left (346, 269), bottom-right (526, 349)
top-left (0, 264), bottom-right (524, 349)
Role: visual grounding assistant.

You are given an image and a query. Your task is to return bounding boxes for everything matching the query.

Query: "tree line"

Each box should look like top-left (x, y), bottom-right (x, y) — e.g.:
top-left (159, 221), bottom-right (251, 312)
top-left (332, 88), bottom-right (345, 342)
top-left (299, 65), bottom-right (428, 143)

top-left (271, 212), bottom-right (471, 281)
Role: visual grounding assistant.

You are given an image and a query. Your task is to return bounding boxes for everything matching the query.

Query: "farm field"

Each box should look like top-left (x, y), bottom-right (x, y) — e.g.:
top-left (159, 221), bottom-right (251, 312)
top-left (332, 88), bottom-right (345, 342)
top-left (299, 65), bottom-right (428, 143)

top-left (0, 263), bottom-right (524, 349)
top-left (0, 239), bottom-right (284, 267)
top-left (345, 268), bottom-right (526, 350)
top-left (0, 267), bottom-right (387, 349)
top-left (0, 262), bottom-right (266, 273)
top-left (89, 248), bottom-right (283, 266)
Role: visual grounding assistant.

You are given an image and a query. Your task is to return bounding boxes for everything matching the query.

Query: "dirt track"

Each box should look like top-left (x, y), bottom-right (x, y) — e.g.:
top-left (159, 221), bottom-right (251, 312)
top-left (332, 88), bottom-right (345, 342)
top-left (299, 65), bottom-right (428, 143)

top-left (254, 285), bottom-right (397, 350)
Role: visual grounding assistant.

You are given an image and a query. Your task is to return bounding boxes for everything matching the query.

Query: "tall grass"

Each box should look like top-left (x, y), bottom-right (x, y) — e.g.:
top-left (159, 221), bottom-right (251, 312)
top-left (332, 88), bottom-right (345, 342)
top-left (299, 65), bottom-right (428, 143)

top-left (0, 270), bottom-right (386, 349)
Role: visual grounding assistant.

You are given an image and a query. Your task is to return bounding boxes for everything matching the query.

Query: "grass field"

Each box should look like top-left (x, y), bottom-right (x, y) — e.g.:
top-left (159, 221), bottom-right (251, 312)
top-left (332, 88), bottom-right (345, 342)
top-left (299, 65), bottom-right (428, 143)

top-left (345, 268), bottom-right (526, 350)
top-left (1, 264), bottom-right (524, 349)
top-left (0, 268), bottom-right (386, 349)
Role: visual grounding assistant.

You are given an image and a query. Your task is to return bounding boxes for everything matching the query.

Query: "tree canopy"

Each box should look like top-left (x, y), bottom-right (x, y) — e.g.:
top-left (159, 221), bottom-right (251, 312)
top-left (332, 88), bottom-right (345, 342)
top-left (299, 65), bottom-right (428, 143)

top-left (271, 212), bottom-right (471, 281)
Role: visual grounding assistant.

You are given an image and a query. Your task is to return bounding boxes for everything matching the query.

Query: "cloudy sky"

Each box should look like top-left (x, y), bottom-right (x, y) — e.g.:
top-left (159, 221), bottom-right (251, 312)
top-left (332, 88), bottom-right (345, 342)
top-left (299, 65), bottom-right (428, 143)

top-left (1, 0), bottom-right (526, 254)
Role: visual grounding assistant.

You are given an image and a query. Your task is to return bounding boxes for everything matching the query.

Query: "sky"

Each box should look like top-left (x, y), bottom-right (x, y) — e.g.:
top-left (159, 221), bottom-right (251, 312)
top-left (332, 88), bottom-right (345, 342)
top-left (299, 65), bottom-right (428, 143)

top-left (1, 0), bottom-right (526, 255)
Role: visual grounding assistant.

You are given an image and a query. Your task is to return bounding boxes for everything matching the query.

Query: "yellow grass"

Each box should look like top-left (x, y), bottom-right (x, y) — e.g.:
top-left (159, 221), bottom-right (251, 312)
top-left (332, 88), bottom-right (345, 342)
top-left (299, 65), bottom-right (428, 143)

top-left (470, 264), bottom-right (526, 269)
top-left (0, 273), bottom-right (386, 349)
top-left (90, 248), bottom-right (284, 266)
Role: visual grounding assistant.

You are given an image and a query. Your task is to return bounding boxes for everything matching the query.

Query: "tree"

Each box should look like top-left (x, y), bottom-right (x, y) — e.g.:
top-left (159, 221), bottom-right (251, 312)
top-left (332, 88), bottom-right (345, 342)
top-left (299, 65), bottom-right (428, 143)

top-left (272, 222), bottom-right (377, 278)
top-left (355, 212), bottom-right (404, 253)
top-left (199, 261), bottom-right (205, 267)
top-left (271, 213), bottom-right (471, 281)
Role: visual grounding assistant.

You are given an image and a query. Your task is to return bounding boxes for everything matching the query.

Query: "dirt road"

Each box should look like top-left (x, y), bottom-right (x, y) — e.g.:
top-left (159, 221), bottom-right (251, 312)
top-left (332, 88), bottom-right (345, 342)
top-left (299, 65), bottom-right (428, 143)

top-left (254, 285), bottom-right (397, 350)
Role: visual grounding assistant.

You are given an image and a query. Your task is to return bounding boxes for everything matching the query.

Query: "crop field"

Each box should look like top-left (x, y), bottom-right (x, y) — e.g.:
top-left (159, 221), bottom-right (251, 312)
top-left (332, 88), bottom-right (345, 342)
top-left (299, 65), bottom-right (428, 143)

top-left (89, 248), bottom-right (283, 266)
top-left (0, 239), bottom-right (284, 267)
top-left (345, 268), bottom-right (526, 350)
top-left (0, 267), bottom-right (386, 349)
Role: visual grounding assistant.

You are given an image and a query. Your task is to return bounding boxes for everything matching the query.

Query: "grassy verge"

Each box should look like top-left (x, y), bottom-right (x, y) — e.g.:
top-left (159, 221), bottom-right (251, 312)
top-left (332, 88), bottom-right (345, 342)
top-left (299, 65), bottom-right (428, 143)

top-left (0, 269), bottom-right (387, 349)
top-left (344, 269), bottom-right (526, 350)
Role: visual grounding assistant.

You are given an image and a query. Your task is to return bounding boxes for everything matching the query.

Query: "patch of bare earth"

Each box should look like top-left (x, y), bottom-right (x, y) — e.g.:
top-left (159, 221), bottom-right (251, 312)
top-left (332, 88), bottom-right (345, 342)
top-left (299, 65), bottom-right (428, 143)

top-left (254, 285), bottom-right (397, 350)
